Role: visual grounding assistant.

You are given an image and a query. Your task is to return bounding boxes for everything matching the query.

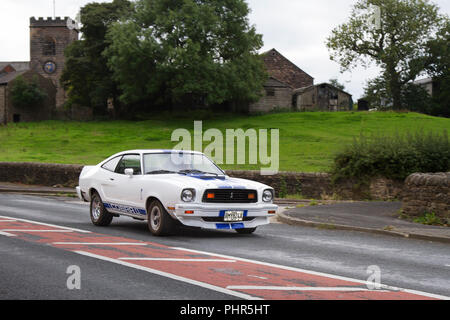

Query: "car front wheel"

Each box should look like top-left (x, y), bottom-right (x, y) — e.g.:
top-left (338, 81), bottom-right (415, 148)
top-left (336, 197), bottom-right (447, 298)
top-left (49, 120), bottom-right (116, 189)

top-left (90, 192), bottom-right (113, 226)
top-left (147, 200), bottom-right (175, 236)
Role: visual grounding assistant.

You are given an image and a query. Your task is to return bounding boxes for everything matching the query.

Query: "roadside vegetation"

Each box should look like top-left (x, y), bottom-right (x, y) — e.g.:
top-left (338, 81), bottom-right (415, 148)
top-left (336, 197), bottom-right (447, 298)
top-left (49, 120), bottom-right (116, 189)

top-left (331, 129), bottom-right (449, 182)
top-left (0, 112), bottom-right (448, 173)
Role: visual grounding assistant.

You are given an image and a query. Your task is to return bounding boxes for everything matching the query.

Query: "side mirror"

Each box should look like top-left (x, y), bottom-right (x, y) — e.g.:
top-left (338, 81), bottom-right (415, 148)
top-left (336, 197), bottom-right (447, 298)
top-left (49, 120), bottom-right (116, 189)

top-left (124, 168), bottom-right (134, 177)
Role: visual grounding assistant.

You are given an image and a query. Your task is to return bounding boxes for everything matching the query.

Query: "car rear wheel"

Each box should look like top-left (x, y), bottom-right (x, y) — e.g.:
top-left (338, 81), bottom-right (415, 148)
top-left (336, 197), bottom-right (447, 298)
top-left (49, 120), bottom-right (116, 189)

top-left (90, 192), bottom-right (113, 226)
top-left (235, 227), bottom-right (257, 234)
top-left (147, 200), bottom-right (175, 236)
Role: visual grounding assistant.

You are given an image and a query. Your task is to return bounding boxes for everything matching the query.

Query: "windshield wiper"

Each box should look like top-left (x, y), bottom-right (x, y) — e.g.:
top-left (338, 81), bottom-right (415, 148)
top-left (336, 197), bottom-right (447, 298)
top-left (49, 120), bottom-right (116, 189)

top-left (146, 170), bottom-right (177, 175)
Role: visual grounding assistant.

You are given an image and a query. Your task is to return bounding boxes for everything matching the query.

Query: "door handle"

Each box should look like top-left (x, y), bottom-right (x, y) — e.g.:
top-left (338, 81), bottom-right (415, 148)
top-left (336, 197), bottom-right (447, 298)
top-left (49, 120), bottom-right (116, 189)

top-left (110, 178), bottom-right (115, 181)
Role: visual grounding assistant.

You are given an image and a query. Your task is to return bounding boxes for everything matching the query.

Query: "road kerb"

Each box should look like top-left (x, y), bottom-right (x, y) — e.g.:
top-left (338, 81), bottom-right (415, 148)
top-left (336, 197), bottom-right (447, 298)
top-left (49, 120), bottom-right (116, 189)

top-left (277, 211), bottom-right (450, 244)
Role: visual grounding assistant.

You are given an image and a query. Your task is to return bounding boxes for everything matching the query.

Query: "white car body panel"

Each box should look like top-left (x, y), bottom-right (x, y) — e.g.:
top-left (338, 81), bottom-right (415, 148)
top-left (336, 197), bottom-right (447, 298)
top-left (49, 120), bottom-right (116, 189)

top-left (77, 150), bottom-right (278, 231)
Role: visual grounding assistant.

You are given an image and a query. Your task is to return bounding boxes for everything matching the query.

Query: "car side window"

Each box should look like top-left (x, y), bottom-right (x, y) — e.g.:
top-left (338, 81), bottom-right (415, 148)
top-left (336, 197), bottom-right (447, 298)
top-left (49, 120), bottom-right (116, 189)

top-left (101, 156), bottom-right (122, 172)
top-left (115, 154), bottom-right (142, 175)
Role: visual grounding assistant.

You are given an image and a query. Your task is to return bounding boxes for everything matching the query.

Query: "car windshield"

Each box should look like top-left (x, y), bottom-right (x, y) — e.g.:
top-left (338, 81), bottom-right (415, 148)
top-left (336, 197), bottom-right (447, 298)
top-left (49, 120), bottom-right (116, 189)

top-left (143, 153), bottom-right (224, 175)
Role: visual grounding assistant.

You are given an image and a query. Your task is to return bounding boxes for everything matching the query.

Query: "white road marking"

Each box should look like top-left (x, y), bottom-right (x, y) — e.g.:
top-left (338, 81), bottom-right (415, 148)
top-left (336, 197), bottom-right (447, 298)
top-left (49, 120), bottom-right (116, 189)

top-left (171, 247), bottom-right (450, 300)
top-left (0, 215), bottom-right (448, 300)
top-left (226, 286), bottom-right (391, 292)
top-left (118, 258), bottom-right (236, 262)
top-left (74, 250), bottom-right (260, 300)
top-left (1, 229), bottom-right (73, 233)
top-left (248, 275), bottom-right (268, 280)
top-left (0, 219), bottom-right (17, 222)
top-left (53, 242), bottom-right (148, 246)
top-left (0, 231), bottom-right (16, 237)
top-left (0, 215), bottom-right (91, 233)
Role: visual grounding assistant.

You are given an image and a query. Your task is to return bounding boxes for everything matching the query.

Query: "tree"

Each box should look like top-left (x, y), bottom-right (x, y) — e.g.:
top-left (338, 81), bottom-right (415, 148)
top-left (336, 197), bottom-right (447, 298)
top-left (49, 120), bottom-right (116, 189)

top-left (104, 0), bottom-right (266, 109)
top-left (10, 76), bottom-right (47, 109)
top-left (329, 78), bottom-right (346, 91)
top-left (326, 0), bottom-right (445, 110)
top-left (425, 20), bottom-right (450, 117)
top-left (61, 0), bottom-right (132, 116)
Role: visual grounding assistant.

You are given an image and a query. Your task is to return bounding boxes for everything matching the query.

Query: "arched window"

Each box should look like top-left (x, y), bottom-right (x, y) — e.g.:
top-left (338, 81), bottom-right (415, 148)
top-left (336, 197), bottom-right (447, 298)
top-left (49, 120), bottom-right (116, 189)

top-left (43, 37), bottom-right (56, 56)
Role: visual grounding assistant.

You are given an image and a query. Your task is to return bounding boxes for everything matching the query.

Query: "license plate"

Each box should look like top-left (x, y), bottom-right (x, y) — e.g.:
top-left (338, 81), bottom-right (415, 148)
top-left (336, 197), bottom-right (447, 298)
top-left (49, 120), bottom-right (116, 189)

top-left (224, 210), bottom-right (244, 222)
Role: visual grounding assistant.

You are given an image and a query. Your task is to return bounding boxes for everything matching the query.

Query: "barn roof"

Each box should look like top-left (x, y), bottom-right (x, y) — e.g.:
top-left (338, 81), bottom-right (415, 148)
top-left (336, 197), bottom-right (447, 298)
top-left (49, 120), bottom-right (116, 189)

top-left (293, 82), bottom-right (352, 96)
top-left (261, 48), bottom-right (314, 88)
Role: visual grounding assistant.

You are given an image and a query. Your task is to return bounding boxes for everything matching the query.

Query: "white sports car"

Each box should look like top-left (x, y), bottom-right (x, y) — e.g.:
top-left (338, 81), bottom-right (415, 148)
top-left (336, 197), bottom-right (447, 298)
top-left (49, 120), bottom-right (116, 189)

top-left (76, 150), bottom-right (278, 236)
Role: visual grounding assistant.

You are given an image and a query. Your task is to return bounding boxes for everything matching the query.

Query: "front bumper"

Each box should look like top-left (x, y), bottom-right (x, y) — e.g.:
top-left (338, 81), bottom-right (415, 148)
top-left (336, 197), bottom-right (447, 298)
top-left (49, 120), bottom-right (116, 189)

top-left (75, 186), bottom-right (88, 202)
top-left (171, 203), bottom-right (278, 230)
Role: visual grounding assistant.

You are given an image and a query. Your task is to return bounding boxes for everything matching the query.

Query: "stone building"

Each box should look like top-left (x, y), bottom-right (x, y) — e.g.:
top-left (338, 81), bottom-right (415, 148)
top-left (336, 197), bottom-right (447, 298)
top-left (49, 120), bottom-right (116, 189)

top-left (249, 48), bottom-right (353, 113)
top-left (0, 70), bottom-right (56, 124)
top-left (293, 83), bottom-right (353, 112)
top-left (29, 17), bottom-right (79, 110)
top-left (250, 49), bottom-right (314, 113)
top-left (249, 77), bottom-right (293, 113)
top-left (0, 17), bottom-right (79, 124)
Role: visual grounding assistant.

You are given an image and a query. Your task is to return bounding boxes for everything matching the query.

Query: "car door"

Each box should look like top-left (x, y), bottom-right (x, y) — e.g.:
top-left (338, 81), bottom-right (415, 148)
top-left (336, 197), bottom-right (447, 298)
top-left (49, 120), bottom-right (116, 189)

top-left (108, 154), bottom-right (145, 210)
top-left (98, 155), bottom-right (122, 202)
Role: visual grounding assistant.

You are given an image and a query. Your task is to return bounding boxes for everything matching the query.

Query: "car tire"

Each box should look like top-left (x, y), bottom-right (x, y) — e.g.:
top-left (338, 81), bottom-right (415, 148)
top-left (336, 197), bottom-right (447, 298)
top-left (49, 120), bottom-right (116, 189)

top-left (235, 228), bottom-right (257, 234)
top-left (147, 200), bottom-right (175, 236)
top-left (90, 192), bottom-right (113, 226)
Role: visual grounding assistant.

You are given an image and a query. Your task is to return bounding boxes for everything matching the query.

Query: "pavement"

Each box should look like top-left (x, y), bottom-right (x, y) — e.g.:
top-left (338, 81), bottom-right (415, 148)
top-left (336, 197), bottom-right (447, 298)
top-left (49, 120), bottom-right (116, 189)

top-left (0, 182), bottom-right (449, 243)
top-left (278, 201), bottom-right (450, 244)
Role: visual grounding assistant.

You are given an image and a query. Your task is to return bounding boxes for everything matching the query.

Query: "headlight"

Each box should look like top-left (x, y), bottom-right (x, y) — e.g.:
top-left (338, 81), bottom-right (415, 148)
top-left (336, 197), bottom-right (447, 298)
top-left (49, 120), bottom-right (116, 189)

top-left (181, 189), bottom-right (196, 202)
top-left (262, 189), bottom-right (274, 202)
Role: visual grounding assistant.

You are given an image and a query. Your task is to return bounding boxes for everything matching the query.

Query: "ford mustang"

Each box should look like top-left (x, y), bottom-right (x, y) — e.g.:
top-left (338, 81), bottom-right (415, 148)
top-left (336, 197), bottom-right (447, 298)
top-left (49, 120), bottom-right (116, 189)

top-left (76, 150), bottom-right (278, 236)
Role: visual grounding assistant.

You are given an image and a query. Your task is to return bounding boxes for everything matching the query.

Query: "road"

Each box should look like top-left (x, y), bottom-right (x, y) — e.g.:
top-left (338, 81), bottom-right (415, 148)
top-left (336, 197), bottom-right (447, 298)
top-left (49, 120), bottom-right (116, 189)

top-left (0, 193), bottom-right (449, 300)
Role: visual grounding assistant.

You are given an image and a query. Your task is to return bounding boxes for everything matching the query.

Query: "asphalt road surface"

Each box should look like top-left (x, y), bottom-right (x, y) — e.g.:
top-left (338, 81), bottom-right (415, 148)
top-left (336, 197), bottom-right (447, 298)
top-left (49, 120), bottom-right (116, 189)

top-left (0, 193), bottom-right (449, 300)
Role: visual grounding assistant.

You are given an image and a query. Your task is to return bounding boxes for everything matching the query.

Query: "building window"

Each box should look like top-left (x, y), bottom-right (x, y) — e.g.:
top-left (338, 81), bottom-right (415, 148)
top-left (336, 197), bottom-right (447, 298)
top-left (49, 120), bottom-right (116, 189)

top-left (43, 38), bottom-right (56, 56)
top-left (266, 88), bottom-right (275, 97)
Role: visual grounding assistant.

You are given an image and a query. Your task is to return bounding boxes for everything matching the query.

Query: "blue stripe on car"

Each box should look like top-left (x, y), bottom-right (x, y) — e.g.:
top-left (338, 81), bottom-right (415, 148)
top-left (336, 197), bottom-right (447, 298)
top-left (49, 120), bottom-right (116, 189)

top-left (215, 223), bottom-right (245, 230)
top-left (103, 202), bottom-right (146, 215)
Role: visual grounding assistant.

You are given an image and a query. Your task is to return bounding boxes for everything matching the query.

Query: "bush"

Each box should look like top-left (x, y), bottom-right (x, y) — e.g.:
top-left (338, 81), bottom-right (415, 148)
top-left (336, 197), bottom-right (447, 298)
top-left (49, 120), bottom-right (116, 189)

top-left (331, 130), bottom-right (450, 182)
top-left (11, 76), bottom-right (47, 109)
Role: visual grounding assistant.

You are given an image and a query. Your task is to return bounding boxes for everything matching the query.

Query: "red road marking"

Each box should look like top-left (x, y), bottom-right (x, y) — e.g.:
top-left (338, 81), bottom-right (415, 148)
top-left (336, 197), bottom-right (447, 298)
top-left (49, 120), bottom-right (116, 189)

top-left (0, 217), bottom-right (447, 300)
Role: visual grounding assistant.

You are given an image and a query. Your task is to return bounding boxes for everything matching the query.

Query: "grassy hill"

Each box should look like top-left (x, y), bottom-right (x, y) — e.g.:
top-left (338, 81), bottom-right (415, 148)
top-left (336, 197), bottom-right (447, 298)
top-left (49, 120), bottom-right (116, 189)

top-left (0, 111), bottom-right (448, 172)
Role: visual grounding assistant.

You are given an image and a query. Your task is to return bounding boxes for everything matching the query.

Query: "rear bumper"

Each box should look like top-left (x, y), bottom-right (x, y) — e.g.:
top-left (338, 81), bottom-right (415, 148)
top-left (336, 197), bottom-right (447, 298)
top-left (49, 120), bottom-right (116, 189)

top-left (171, 203), bottom-right (278, 230)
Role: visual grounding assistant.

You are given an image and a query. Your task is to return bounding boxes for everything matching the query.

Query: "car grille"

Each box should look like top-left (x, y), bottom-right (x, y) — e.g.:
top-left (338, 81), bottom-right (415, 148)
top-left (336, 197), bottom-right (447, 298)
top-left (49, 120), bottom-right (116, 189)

top-left (202, 189), bottom-right (258, 203)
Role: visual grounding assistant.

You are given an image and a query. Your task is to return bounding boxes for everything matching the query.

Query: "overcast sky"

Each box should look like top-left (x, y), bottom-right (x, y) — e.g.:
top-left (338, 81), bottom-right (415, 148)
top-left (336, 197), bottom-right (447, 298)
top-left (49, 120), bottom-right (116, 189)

top-left (1, 0), bottom-right (449, 99)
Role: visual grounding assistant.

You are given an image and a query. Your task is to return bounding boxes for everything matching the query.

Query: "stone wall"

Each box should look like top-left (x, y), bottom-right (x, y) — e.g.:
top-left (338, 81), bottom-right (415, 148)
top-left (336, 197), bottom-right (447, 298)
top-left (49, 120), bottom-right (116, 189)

top-left (226, 170), bottom-right (333, 199)
top-left (0, 162), bottom-right (83, 187)
top-left (249, 86), bottom-right (293, 113)
top-left (402, 172), bottom-right (449, 219)
top-left (0, 162), bottom-right (407, 200)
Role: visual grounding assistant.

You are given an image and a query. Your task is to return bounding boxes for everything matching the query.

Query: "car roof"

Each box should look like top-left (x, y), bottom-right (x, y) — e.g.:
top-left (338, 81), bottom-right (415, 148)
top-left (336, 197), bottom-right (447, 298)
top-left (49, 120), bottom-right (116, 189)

top-left (99, 149), bottom-right (206, 166)
top-left (120, 149), bottom-right (204, 155)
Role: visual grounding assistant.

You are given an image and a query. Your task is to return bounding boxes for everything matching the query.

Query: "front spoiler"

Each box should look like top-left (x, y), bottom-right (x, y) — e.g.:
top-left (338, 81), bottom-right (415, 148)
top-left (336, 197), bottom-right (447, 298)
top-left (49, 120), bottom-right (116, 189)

top-left (171, 203), bottom-right (278, 230)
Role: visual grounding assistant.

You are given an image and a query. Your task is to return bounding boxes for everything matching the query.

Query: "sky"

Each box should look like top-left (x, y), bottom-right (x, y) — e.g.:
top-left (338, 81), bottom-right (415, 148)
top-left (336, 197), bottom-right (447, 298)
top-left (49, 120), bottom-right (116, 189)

top-left (0, 0), bottom-right (449, 99)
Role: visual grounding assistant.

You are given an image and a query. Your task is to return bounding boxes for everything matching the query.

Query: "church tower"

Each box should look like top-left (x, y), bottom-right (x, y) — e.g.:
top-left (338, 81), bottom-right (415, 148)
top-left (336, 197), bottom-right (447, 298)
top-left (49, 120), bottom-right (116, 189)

top-left (30, 17), bottom-right (79, 110)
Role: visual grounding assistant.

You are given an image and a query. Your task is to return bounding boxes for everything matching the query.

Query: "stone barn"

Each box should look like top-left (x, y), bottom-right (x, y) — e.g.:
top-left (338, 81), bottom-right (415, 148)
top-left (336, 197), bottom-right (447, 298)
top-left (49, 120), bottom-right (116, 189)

top-left (249, 77), bottom-right (293, 113)
top-left (0, 70), bottom-right (56, 124)
top-left (293, 83), bottom-right (353, 112)
top-left (249, 49), bottom-right (314, 113)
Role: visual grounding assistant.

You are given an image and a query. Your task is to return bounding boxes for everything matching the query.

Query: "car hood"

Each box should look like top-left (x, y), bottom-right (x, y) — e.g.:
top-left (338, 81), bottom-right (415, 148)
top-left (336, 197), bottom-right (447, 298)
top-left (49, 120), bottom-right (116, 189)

top-left (145, 173), bottom-right (271, 191)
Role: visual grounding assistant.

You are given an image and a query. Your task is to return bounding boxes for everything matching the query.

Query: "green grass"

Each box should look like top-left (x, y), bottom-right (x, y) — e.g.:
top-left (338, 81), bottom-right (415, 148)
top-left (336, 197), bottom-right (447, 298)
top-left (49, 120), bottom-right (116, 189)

top-left (0, 111), bottom-right (448, 172)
